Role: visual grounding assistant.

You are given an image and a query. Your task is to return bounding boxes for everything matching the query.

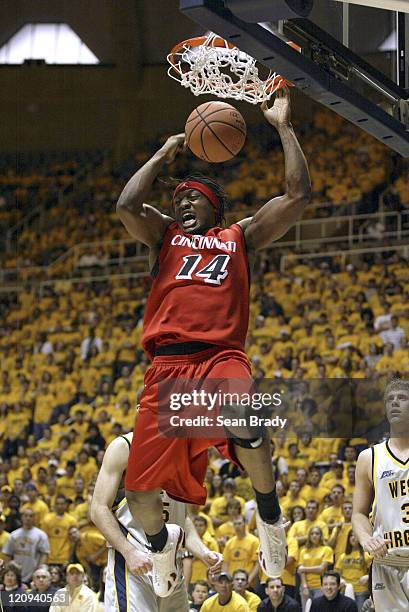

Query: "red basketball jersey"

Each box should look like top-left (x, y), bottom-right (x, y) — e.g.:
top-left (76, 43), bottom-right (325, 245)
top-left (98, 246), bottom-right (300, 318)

top-left (142, 222), bottom-right (250, 360)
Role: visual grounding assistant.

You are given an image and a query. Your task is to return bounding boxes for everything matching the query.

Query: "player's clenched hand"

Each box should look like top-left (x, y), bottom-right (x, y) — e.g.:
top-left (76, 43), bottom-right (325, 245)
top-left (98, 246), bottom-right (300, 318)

top-left (261, 86), bottom-right (291, 128)
top-left (362, 535), bottom-right (391, 559)
top-left (203, 551), bottom-right (223, 576)
top-left (124, 549), bottom-right (152, 576)
top-left (160, 133), bottom-right (186, 164)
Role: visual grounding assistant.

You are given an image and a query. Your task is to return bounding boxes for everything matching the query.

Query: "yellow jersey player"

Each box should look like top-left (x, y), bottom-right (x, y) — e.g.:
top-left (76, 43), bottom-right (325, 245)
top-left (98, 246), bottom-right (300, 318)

top-left (353, 378), bottom-right (409, 611)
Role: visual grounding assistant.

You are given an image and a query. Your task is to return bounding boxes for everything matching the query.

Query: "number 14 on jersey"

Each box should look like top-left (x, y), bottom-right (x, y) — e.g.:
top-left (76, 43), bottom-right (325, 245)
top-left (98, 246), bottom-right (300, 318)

top-left (176, 254), bottom-right (230, 285)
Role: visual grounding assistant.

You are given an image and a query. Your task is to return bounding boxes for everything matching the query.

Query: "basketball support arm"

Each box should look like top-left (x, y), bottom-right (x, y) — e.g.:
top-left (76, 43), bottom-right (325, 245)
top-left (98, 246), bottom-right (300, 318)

top-left (180, 0), bottom-right (409, 156)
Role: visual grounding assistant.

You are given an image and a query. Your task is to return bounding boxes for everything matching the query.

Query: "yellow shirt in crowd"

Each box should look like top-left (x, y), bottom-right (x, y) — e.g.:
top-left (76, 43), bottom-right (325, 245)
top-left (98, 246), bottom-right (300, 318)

top-left (191, 532), bottom-right (219, 583)
top-left (335, 551), bottom-right (371, 593)
top-left (42, 512), bottom-right (77, 564)
top-left (223, 533), bottom-right (259, 578)
top-left (200, 591), bottom-right (250, 612)
top-left (299, 545), bottom-right (334, 589)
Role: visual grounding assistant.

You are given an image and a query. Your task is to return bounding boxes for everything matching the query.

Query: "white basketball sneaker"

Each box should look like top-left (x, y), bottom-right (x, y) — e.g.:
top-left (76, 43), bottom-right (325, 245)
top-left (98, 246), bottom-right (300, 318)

top-left (150, 524), bottom-right (185, 597)
top-left (256, 511), bottom-right (289, 577)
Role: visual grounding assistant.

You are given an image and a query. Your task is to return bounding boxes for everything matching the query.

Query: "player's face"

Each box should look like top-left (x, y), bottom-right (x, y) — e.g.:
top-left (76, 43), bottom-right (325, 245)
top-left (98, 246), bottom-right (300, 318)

top-left (385, 388), bottom-right (409, 430)
top-left (173, 189), bottom-right (216, 234)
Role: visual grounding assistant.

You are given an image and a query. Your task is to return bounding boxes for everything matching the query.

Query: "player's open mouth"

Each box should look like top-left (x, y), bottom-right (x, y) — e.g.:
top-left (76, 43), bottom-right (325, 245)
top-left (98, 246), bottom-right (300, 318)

top-left (181, 212), bottom-right (196, 228)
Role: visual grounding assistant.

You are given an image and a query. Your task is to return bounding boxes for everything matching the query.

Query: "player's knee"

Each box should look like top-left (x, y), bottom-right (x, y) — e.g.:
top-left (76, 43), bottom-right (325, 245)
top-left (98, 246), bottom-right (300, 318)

top-left (232, 435), bottom-right (264, 449)
top-left (222, 401), bottom-right (266, 444)
top-left (125, 488), bottom-right (162, 510)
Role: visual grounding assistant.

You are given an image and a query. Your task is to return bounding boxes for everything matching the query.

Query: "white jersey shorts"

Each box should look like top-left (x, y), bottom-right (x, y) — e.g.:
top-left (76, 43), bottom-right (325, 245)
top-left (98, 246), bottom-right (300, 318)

top-left (372, 563), bottom-right (409, 612)
top-left (105, 546), bottom-right (189, 612)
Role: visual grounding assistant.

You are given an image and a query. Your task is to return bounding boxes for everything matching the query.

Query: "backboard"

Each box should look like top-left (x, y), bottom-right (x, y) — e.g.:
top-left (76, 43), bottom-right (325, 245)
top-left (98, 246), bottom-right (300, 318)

top-left (179, 0), bottom-right (409, 156)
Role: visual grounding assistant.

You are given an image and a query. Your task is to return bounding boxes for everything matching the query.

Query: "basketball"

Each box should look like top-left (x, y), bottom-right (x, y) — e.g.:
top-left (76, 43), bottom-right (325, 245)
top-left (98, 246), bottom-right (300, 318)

top-left (185, 101), bottom-right (246, 163)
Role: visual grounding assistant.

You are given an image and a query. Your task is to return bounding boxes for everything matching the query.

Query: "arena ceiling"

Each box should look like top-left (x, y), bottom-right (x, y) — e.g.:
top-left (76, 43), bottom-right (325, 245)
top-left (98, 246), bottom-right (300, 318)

top-left (0, 0), bottom-right (393, 67)
top-left (0, 1), bottom-right (203, 66)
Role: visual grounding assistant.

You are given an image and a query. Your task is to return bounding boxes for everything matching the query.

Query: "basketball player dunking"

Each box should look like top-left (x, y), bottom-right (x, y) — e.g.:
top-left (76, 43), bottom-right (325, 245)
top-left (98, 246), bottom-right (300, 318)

top-left (90, 432), bottom-right (223, 611)
top-left (353, 378), bottom-right (409, 611)
top-left (117, 89), bottom-right (311, 596)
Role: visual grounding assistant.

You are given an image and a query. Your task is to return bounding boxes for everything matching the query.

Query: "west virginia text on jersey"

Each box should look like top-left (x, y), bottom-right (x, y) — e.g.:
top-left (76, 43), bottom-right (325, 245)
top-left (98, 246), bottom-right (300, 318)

top-left (373, 440), bottom-right (409, 555)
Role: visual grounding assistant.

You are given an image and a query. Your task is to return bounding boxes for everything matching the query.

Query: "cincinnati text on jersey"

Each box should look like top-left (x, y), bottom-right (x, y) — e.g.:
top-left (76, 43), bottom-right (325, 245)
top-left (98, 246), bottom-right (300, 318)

top-left (171, 234), bottom-right (237, 252)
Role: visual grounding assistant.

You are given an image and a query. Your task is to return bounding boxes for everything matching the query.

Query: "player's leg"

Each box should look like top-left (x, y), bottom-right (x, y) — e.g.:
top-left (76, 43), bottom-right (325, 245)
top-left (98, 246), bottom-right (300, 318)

top-left (234, 439), bottom-right (275, 496)
top-left (125, 488), bottom-right (164, 537)
top-left (208, 350), bottom-right (287, 577)
top-left (400, 568), bottom-right (409, 607)
top-left (125, 489), bottom-right (184, 600)
top-left (158, 577), bottom-right (190, 612)
top-left (105, 547), bottom-right (159, 612)
top-left (105, 548), bottom-right (120, 610)
top-left (232, 440), bottom-right (288, 577)
top-left (125, 380), bottom-right (185, 599)
top-left (372, 564), bottom-right (409, 612)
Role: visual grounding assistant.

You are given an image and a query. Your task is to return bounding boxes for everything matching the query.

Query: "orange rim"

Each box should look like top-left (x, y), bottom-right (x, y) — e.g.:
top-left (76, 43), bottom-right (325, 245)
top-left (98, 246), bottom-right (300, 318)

top-left (168, 35), bottom-right (301, 90)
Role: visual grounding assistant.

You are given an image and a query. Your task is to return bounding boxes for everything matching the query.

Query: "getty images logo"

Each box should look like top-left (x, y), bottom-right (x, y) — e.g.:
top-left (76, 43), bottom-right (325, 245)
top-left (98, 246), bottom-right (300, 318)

top-left (380, 470), bottom-right (395, 479)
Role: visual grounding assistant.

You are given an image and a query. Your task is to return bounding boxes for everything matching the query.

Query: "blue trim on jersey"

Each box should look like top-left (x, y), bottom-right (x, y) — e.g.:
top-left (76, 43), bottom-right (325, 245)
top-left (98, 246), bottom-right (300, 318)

top-left (114, 549), bottom-right (128, 612)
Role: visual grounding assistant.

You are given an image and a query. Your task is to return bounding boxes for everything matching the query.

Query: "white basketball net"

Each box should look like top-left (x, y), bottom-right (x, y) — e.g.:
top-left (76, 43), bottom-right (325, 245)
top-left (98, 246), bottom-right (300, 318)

top-left (167, 33), bottom-right (284, 104)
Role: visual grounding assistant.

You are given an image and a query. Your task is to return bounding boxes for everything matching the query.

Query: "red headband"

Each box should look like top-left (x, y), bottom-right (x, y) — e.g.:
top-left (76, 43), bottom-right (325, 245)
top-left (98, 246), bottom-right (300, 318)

top-left (173, 181), bottom-right (219, 211)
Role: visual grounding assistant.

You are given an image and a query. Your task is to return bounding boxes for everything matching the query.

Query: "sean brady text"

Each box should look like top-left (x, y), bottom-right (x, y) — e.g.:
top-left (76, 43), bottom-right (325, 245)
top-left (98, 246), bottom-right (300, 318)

top-left (169, 415), bottom-right (287, 429)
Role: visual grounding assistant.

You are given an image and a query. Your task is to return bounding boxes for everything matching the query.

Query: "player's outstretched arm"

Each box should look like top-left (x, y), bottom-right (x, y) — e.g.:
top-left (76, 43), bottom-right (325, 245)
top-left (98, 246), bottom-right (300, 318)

top-left (184, 515), bottom-right (223, 575)
top-left (116, 133), bottom-right (185, 247)
top-left (239, 88), bottom-right (311, 250)
top-left (90, 436), bottom-right (152, 576)
top-left (352, 448), bottom-right (391, 559)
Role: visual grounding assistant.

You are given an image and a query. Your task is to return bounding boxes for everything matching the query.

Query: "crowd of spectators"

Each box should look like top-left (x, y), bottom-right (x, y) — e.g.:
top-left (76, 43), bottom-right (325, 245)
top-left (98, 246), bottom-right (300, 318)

top-left (2, 106), bottom-right (408, 279)
top-left (1, 110), bottom-right (407, 609)
top-left (0, 249), bottom-right (406, 609)
top-left (0, 151), bottom-right (105, 262)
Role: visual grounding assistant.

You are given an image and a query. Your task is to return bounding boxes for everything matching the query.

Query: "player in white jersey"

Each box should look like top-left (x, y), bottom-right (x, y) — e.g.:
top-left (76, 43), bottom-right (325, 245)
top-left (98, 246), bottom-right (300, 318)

top-left (353, 378), bottom-right (409, 612)
top-left (90, 432), bottom-right (223, 611)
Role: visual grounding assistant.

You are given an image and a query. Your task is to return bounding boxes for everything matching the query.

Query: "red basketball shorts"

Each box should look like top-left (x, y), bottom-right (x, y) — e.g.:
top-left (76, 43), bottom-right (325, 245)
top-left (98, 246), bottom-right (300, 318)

top-left (125, 346), bottom-right (252, 505)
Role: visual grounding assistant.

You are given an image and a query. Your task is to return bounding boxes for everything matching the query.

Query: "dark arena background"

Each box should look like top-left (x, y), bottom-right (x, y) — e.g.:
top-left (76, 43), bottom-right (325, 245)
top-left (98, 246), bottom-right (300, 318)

top-left (0, 1), bottom-right (408, 611)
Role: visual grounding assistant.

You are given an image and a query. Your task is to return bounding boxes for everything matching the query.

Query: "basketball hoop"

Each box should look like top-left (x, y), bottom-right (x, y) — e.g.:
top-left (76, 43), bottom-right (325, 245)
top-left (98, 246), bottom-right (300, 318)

top-left (167, 33), bottom-right (299, 105)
